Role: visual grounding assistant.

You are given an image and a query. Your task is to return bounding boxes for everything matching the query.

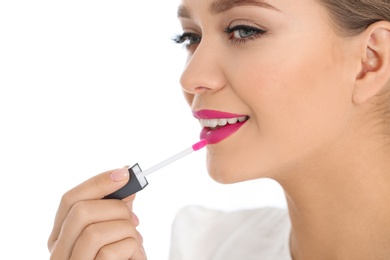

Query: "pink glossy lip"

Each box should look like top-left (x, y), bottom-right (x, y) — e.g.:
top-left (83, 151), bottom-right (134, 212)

top-left (193, 109), bottom-right (249, 144)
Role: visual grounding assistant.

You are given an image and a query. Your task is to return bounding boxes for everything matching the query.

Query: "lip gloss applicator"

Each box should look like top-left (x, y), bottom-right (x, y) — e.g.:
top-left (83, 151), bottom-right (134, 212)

top-left (104, 139), bottom-right (208, 200)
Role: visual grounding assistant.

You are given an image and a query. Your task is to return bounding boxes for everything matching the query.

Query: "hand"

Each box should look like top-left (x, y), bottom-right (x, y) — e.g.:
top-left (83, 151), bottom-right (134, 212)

top-left (48, 168), bottom-right (146, 260)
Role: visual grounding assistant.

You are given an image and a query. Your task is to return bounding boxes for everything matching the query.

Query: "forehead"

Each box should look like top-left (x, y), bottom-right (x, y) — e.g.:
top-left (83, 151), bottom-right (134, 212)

top-left (178, 0), bottom-right (279, 17)
top-left (177, 0), bottom-right (332, 29)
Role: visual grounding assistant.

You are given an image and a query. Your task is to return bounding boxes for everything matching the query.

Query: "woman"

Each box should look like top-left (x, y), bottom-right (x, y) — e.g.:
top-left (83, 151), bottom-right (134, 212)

top-left (48, 0), bottom-right (390, 259)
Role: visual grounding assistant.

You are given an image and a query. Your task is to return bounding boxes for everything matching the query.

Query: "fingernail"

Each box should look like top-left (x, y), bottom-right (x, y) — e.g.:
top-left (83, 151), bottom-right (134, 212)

top-left (132, 212), bottom-right (140, 226)
top-left (109, 168), bottom-right (129, 182)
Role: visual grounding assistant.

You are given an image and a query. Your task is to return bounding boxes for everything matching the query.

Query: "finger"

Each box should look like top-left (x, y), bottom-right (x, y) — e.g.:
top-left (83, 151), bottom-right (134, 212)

top-left (48, 168), bottom-right (129, 249)
top-left (53, 199), bottom-right (133, 259)
top-left (71, 167), bottom-right (130, 201)
top-left (123, 194), bottom-right (136, 211)
top-left (131, 211), bottom-right (140, 227)
top-left (70, 220), bottom-right (142, 259)
top-left (95, 238), bottom-right (146, 260)
top-left (121, 194), bottom-right (138, 226)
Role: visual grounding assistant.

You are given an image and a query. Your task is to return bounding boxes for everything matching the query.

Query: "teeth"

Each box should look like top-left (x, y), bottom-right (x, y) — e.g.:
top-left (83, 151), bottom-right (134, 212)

top-left (209, 119), bottom-right (218, 128)
top-left (200, 116), bottom-right (248, 128)
top-left (227, 118), bottom-right (238, 124)
top-left (238, 116), bottom-right (246, 122)
top-left (217, 119), bottom-right (227, 126)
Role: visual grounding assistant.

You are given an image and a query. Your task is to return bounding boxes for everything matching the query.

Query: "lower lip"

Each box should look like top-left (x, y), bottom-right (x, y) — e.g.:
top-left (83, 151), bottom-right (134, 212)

top-left (200, 121), bottom-right (247, 144)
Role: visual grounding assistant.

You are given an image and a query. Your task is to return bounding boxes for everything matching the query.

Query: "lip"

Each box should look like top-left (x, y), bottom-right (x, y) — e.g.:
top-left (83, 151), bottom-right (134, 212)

top-left (193, 110), bottom-right (246, 119)
top-left (193, 109), bottom-right (249, 144)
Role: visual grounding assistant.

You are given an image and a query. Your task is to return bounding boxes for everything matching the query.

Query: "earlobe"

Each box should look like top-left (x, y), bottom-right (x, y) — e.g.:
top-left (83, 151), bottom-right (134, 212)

top-left (353, 22), bottom-right (390, 105)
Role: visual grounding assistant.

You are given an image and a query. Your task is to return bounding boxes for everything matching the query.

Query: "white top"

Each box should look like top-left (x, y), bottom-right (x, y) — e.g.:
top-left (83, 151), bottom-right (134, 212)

top-left (169, 206), bottom-right (292, 260)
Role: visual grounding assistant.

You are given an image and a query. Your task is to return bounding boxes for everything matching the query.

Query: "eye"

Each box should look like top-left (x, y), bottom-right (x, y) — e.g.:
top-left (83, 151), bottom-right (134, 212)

top-left (172, 32), bottom-right (201, 47)
top-left (224, 24), bottom-right (267, 43)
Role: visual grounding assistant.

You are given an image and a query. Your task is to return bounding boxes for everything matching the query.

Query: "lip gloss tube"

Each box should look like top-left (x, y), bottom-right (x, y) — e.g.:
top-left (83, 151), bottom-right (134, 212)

top-left (104, 139), bottom-right (208, 200)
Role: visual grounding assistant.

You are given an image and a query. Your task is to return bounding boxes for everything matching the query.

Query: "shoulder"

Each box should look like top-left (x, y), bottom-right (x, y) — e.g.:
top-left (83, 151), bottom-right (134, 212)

top-left (169, 205), bottom-right (291, 260)
top-left (172, 205), bottom-right (289, 234)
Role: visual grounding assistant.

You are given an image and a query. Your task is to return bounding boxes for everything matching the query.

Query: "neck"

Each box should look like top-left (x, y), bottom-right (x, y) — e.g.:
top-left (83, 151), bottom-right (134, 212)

top-left (277, 129), bottom-right (390, 259)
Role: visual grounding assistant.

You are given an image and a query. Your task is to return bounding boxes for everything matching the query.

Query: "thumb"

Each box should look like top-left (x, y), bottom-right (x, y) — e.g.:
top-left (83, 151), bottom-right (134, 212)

top-left (48, 167), bottom-right (129, 247)
top-left (109, 167), bottom-right (130, 182)
top-left (75, 167), bottom-right (130, 201)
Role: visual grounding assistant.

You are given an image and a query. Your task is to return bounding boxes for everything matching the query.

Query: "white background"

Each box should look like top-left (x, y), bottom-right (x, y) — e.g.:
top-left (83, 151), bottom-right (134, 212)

top-left (0, 1), bottom-right (286, 259)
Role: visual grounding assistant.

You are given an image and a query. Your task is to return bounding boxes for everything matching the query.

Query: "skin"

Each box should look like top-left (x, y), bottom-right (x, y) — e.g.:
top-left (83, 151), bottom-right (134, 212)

top-left (178, 0), bottom-right (390, 259)
top-left (48, 168), bottom-right (146, 260)
top-left (49, 0), bottom-right (390, 259)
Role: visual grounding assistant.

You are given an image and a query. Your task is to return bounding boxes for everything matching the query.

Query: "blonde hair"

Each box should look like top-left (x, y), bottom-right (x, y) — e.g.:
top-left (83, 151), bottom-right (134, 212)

top-left (321, 1), bottom-right (390, 128)
top-left (321, 0), bottom-right (390, 36)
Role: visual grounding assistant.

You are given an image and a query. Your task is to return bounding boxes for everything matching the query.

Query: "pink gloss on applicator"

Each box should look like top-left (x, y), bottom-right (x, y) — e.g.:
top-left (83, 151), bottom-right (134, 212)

top-left (104, 139), bottom-right (208, 200)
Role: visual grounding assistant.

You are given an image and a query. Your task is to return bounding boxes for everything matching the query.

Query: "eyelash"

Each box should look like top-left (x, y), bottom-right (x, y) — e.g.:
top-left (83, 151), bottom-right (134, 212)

top-left (173, 24), bottom-right (267, 47)
top-left (224, 24), bottom-right (267, 44)
top-left (172, 33), bottom-right (201, 48)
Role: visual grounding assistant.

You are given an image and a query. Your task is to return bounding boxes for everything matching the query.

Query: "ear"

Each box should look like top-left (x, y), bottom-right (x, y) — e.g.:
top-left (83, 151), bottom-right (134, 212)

top-left (353, 21), bottom-right (390, 105)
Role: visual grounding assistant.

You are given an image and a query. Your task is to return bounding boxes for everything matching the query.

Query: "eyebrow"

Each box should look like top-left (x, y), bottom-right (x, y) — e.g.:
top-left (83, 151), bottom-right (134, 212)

top-left (177, 0), bottom-right (278, 18)
top-left (210, 0), bottom-right (278, 14)
top-left (177, 6), bottom-right (191, 18)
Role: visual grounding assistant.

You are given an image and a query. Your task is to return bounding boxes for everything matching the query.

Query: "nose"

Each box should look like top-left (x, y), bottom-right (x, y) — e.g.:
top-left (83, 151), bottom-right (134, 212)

top-left (180, 41), bottom-right (226, 96)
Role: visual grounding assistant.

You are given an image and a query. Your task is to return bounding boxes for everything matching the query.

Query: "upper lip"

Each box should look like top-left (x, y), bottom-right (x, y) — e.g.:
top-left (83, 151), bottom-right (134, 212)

top-left (193, 109), bottom-right (248, 119)
top-left (193, 110), bottom-right (249, 128)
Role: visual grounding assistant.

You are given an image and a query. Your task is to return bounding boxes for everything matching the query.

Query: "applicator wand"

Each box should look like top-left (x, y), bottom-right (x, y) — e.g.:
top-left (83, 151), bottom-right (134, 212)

top-left (104, 139), bottom-right (208, 200)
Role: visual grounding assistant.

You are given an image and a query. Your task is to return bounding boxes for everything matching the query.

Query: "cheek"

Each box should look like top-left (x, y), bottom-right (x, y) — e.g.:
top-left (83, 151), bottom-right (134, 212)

top-left (225, 38), bottom-right (352, 171)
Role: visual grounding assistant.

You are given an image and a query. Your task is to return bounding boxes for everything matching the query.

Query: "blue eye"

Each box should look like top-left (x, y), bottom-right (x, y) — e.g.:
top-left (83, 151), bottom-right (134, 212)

top-left (224, 25), bottom-right (267, 43)
top-left (173, 32), bottom-right (201, 46)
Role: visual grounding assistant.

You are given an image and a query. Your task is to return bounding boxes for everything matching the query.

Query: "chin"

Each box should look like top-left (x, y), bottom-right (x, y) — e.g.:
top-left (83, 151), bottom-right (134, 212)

top-left (206, 158), bottom-right (257, 184)
top-left (205, 149), bottom-right (286, 184)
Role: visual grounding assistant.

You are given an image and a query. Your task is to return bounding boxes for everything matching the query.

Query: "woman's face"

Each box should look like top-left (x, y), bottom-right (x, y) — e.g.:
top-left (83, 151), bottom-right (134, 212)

top-left (177, 0), bottom-right (359, 183)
